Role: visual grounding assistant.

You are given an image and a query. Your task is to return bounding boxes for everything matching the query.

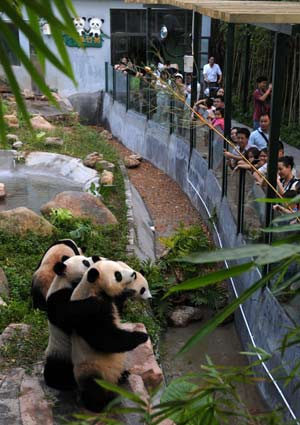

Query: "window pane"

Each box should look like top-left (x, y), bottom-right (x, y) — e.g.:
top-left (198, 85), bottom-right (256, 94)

top-left (111, 10), bottom-right (126, 32)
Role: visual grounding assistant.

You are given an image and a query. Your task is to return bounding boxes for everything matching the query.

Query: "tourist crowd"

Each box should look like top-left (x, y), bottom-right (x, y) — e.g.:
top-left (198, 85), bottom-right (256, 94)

top-left (114, 55), bottom-right (299, 213)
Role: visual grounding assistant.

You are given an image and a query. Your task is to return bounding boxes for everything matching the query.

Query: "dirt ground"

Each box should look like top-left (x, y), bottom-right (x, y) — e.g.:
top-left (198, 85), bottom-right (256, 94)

top-left (108, 136), bottom-right (207, 255)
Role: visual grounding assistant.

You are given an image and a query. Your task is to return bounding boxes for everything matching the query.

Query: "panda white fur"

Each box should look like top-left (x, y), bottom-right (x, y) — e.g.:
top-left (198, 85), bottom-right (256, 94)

top-left (68, 260), bottom-right (148, 412)
top-left (73, 16), bottom-right (86, 36)
top-left (31, 239), bottom-right (82, 311)
top-left (117, 261), bottom-right (152, 300)
top-left (88, 17), bottom-right (104, 38)
top-left (44, 255), bottom-right (99, 390)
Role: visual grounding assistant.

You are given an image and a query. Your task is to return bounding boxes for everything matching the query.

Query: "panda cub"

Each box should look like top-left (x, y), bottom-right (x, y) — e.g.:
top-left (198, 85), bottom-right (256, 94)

top-left (69, 260), bottom-right (149, 412)
top-left (44, 255), bottom-right (99, 390)
top-left (31, 239), bottom-right (82, 311)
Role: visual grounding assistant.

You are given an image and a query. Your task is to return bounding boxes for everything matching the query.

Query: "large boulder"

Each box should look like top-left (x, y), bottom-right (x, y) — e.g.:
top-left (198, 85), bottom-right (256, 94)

top-left (125, 323), bottom-right (163, 389)
top-left (168, 306), bottom-right (203, 327)
top-left (0, 207), bottom-right (55, 236)
top-left (40, 191), bottom-right (118, 226)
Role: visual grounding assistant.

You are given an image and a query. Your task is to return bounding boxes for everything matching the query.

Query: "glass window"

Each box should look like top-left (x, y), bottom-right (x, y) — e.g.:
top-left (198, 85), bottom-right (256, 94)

top-left (201, 38), bottom-right (209, 53)
top-left (111, 10), bottom-right (126, 32)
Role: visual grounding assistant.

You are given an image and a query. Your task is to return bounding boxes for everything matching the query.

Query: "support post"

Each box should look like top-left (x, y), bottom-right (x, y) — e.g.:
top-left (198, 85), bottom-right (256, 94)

top-left (237, 169), bottom-right (246, 234)
top-left (126, 73), bottom-right (130, 111)
top-left (112, 68), bottom-right (116, 102)
top-left (190, 12), bottom-right (201, 158)
top-left (146, 8), bottom-right (151, 65)
top-left (222, 23), bottom-right (235, 198)
top-left (170, 97), bottom-right (174, 135)
top-left (264, 32), bottom-right (290, 245)
top-left (208, 129), bottom-right (214, 169)
top-left (242, 26), bottom-right (251, 113)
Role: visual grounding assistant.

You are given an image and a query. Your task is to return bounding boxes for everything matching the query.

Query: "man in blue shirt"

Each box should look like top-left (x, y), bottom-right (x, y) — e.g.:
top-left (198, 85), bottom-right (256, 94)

top-left (249, 114), bottom-right (270, 150)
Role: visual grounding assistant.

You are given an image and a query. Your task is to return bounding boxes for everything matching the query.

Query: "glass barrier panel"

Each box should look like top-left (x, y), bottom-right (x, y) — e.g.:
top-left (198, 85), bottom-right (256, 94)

top-left (115, 70), bottom-right (127, 105)
top-left (107, 64), bottom-right (113, 93)
top-left (128, 74), bottom-right (143, 113)
top-left (151, 86), bottom-right (171, 131)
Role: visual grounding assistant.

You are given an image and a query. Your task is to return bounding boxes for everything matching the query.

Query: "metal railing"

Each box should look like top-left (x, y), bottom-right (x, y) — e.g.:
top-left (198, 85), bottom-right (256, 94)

top-left (105, 63), bottom-right (266, 239)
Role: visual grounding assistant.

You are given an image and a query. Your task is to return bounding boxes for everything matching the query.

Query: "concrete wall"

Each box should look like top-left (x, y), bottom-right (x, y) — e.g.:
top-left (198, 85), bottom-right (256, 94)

top-left (101, 92), bottom-right (300, 421)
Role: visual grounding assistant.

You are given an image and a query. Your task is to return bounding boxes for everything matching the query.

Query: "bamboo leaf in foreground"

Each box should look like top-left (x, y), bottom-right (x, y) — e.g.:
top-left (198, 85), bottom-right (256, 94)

top-left (163, 262), bottom-right (253, 298)
top-left (95, 380), bottom-right (147, 406)
top-left (176, 260), bottom-right (293, 356)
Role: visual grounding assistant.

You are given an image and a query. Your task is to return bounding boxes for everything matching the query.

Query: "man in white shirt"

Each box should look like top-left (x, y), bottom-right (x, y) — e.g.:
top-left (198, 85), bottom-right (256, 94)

top-left (203, 57), bottom-right (222, 94)
top-left (249, 114), bottom-right (270, 150)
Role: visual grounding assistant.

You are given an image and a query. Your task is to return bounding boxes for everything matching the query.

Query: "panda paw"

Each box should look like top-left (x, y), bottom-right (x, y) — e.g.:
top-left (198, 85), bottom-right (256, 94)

top-left (132, 331), bottom-right (148, 346)
top-left (118, 369), bottom-right (130, 384)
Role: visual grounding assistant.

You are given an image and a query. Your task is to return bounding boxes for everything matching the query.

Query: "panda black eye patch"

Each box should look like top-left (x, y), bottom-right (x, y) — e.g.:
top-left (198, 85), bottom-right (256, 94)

top-left (140, 287), bottom-right (146, 294)
top-left (83, 260), bottom-right (90, 267)
top-left (115, 271), bottom-right (122, 282)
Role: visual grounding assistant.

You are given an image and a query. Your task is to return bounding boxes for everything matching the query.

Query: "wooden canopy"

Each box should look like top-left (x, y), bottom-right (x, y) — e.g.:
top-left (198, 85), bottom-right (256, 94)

top-left (125, 0), bottom-right (300, 25)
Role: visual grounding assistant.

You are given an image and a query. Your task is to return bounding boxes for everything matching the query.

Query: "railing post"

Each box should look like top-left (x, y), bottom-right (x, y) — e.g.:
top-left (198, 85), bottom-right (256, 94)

top-left (170, 97), bottom-right (174, 135)
top-left (113, 68), bottom-right (116, 102)
top-left (208, 129), bottom-right (214, 169)
top-left (105, 62), bottom-right (108, 93)
top-left (222, 23), bottom-right (235, 198)
top-left (237, 169), bottom-right (246, 235)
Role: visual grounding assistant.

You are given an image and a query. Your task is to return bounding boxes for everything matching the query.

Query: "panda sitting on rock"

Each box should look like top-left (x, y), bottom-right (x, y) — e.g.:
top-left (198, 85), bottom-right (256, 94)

top-left (88, 17), bottom-right (104, 38)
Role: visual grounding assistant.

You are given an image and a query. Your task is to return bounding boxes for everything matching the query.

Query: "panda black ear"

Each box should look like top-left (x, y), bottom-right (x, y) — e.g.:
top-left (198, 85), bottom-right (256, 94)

top-left (88, 17), bottom-right (92, 22)
top-left (61, 255), bottom-right (70, 262)
top-left (87, 268), bottom-right (99, 283)
top-left (82, 17), bottom-right (86, 21)
top-left (140, 269), bottom-right (145, 276)
top-left (92, 255), bottom-right (101, 263)
top-left (54, 262), bottom-right (67, 276)
top-left (101, 19), bottom-right (104, 24)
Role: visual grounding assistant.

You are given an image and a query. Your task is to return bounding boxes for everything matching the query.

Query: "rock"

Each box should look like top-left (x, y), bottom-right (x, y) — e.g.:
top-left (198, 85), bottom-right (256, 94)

top-left (125, 323), bottom-right (163, 389)
top-left (130, 154), bottom-right (143, 162)
top-left (100, 129), bottom-right (113, 140)
top-left (0, 297), bottom-right (7, 307)
top-left (30, 115), bottom-right (55, 131)
top-left (128, 374), bottom-right (148, 403)
top-left (0, 324), bottom-right (30, 348)
top-left (0, 207), bottom-right (55, 236)
top-left (124, 156), bottom-right (141, 169)
top-left (44, 136), bottom-right (63, 146)
top-left (101, 170), bottom-right (114, 185)
top-left (23, 88), bottom-right (35, 99)
top-left (6, 133), bottom-right (19, 143)
top-left (0, 268), bottom-right (9, 298)
top-left (41, 191), bottom-right (118, 226)
top-left (40, 95), bottom-right (48, 101)
top-left (168, 306), bottom-right (203, 327)
top-left (83, 152), bottom-right (104, 168)
top-left (12, 141), bottom-right (23, 149)
top-left (4, 114), bottom-right (19, 128)
top-left (0, 183), bottom-right (6, 199)
top-left (98, 160), bottom-right (115, 171)
top-left (20, 375), bottom-right (53, 425)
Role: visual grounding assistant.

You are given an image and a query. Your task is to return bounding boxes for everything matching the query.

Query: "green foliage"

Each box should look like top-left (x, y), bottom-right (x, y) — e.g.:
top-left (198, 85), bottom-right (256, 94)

top-left (74, 356), bottom-right (284, 425)
top-left (0, 0), bottom-right (79, 143)
top-left (48, 207), bottom-right (74, 227)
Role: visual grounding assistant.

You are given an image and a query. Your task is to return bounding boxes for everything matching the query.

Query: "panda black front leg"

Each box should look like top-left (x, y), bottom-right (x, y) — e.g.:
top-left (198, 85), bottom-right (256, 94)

top-left (44, 355), bottom-right (76, 390)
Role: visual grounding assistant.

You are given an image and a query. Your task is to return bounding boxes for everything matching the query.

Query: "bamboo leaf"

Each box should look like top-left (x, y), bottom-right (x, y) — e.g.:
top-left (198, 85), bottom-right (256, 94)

top-left (273, 211), bottom-right (300, 223)
top-left (95, 380), bottom-right (147, 406)
top-left (163, 262), bottom-right (253, 298)
top-left (263, 224), bottom-right (300, 233)
top-left (174, 245), bottom-right (270, 264)
top-left (256, 196), bottom-right (300, 204)
top-left (176, 260), bottom-right (291, 355)
top-left (255, 246), bottom-right (300, 265)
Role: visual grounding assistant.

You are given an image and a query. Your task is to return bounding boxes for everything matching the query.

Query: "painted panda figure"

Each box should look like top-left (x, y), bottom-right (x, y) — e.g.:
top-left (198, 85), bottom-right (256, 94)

top-left (88, 17), bottom-right (104, 38)
top-left (44, 255), bottom-right (100, 390)
top-left (68, 260), bottom-right (149, 412)
top-left (73, 16), bottom-right (86, 36)
top-left (31, 239), bottom-right (83, 311)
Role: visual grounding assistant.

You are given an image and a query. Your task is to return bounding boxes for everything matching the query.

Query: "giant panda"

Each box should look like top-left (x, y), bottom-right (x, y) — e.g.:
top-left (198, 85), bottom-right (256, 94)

top-left (88, 17), bottom-right (104, 38)
top-left (114, 261), bottom-right (152, 314)
top-left (68, 260), bottom-right (149, 412)
top-left (44, 254), bottom-right (99, 390)
top-left (31, 239), bottom-right (82, 311)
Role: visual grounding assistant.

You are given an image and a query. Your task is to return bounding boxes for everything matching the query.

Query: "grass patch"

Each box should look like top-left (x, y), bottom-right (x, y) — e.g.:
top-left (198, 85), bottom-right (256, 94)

top-left (0, 123), bottom-right (131, 371)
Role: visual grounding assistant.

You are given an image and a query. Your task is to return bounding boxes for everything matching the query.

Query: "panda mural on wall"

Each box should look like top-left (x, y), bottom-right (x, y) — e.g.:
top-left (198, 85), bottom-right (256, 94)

top-left (87, 17), bottom-right (105, 38)
top-left (73, 17), bottom-right (87, 36)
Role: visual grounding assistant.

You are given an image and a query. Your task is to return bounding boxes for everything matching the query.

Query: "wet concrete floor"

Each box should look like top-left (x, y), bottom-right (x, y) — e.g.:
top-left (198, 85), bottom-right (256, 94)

top-left (160, 314), bottom-right (269, 418)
